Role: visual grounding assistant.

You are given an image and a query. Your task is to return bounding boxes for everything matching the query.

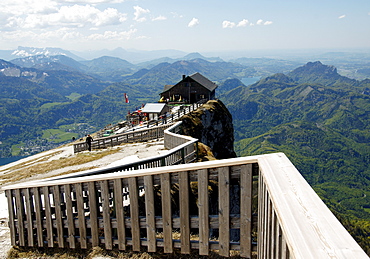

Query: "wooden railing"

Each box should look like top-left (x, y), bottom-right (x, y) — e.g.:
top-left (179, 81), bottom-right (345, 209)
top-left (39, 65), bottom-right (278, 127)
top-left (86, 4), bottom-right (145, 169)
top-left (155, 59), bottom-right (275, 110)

top-left (73, 124), bottom-right (172, 153)
top-left (74, 101), bottom-right (207, 153)
top-left (44, 122), bottom-right (198, 181)
top-left (3, 153), bottom-right (368, 258)
top-left (158, 100), bottom-right (207, 125)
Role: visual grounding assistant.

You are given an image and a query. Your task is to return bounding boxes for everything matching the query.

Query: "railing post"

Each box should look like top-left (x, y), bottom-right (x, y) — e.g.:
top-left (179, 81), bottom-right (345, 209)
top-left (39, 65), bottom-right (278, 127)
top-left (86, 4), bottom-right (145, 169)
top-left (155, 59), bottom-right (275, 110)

top-left (181, 148), bottom-right (185, 164)
top-left (161, 157), bottom-right (166, 166)
top-left (240, 164), bottom-right (253, 258)
top-left (195, 142), bottom-right (199, 161)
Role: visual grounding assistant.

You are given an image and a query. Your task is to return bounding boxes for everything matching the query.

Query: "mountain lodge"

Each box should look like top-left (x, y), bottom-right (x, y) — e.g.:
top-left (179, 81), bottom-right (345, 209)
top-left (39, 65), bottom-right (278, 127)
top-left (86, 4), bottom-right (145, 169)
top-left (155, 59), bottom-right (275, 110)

top-left (159, 72), bottom-right (217, 104)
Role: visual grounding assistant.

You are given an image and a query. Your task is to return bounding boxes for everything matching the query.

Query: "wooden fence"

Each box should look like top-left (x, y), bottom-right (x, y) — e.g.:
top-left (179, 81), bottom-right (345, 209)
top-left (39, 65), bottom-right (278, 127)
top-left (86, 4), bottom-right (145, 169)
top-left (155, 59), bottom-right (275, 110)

top-left (3, 153), bottom-right (368, 258)
top-left (75, 101), bottom-right (207, 153)
top-left (44, 122), bottom-right (198, 181)
top-left (73, 124), bottom-right (172, 153)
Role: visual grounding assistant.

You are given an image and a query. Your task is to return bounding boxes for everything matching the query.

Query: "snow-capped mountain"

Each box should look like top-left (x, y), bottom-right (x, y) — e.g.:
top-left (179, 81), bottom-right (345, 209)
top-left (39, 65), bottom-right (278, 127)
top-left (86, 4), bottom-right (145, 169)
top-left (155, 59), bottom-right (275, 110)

top-left (8, 46), bottom-right (84, 61)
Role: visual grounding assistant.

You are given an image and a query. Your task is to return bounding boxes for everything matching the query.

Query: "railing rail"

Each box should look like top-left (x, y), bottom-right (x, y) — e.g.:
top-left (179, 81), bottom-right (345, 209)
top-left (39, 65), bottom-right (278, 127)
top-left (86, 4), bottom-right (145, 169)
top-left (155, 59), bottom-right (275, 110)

top-left (3, 153), bottom-right (368, 258)
top-left (74, 100), bottom-right (207, 153)
top-left (40, 122), bottom-right (198, 181)
top-left (256, 153), bottom-right (369, 259)
top-left (3, 155), bottom-right (259, 257)
top-left (73, 124), bottom-right (172, 153)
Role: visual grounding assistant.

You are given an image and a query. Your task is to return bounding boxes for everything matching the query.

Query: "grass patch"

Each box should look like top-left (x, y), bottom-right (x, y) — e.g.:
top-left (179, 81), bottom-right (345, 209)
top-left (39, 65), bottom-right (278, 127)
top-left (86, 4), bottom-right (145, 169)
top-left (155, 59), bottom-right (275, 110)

top-left (40, 102), bottom-right (64, 109)
top-left (0, 149), bottom-right (121, 186)
top-left (8, 246), bottom-right (247, 259)
top-left (66, 92), bottom-right (82, 101)
top-left (11, 143), bottom-right (24, 156)
top-left (42, 129), bottom-right (78, 143)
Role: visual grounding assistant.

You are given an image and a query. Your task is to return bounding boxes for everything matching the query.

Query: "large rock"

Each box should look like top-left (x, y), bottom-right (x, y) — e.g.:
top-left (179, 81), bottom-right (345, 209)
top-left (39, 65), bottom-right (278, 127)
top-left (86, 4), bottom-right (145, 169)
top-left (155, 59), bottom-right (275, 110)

top-left (181, 100), bottom-right (236, 159)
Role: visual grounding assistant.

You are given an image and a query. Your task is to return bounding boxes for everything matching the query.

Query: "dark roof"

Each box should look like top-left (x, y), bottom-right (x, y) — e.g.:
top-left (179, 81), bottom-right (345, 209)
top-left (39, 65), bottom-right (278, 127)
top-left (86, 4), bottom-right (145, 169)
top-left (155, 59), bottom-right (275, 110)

top-left (161, 73), bottom-right (217, 93)
top-left (189, 72), bottom-right (218, 91)
top-left (162, 84), bottom-right (174, 92)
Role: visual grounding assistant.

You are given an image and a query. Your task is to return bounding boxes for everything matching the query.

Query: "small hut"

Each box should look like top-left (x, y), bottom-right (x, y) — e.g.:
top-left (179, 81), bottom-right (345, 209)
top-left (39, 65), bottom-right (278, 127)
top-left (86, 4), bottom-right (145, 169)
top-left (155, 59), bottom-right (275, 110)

top-left (140, 103), bottom-right (170, 121)
top-left (159, 73), bottom-right (217, 104)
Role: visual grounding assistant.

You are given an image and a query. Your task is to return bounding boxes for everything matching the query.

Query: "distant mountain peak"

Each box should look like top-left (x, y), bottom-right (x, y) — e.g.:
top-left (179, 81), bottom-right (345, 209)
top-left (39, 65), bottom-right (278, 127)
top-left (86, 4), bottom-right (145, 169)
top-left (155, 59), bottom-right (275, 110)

top-left (12, 46), bottom-right (67, 58)
top-left (182, 52), bottom-right (224, 63)
top-left (10, 46), bottom-right (84, 61)
top-left (288, 61), bottom-right (355, 86)
top-left (304, 61), bottom-right (337, 73)
top-left (183, 52), bottom-right (205, 60)
top-left (292, 61), bottom-right (337, 75)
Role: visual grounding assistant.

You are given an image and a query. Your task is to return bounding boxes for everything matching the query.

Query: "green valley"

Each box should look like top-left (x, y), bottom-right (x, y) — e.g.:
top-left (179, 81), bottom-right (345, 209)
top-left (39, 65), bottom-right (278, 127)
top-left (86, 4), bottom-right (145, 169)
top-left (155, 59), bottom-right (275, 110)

top-left (1, 53), bottom-right (370, 253)
top-left (221, 61), bottom-right (370, 253)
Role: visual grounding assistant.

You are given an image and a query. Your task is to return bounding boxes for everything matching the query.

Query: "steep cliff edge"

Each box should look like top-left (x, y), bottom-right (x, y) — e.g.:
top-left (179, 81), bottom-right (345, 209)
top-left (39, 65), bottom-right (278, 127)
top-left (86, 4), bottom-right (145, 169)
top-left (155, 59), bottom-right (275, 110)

top-left (181, 100), bottom-right (237, 159)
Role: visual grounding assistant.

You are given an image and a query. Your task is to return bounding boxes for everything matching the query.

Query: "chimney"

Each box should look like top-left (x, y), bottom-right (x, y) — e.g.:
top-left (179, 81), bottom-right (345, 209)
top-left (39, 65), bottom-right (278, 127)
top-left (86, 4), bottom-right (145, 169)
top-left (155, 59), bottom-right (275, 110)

top-left (182, 75), bottom-right (186, 80)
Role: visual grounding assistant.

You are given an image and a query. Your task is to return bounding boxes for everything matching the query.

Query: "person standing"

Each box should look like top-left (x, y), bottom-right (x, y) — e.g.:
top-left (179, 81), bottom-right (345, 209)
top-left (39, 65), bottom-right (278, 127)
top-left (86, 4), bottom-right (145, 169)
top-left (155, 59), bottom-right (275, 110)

top-left (86, 134), bottom-right (93, 151)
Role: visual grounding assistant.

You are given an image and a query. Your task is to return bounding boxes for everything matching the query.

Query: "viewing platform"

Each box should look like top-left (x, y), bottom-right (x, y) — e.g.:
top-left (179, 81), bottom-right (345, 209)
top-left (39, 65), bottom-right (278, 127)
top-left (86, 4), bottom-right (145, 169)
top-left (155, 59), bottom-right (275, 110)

top-left (2, 101), bottom-right (368, 258)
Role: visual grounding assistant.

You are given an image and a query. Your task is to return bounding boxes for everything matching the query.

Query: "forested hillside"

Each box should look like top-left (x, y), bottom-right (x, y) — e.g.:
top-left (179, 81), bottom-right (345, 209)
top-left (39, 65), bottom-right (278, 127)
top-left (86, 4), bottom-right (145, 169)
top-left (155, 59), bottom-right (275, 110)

top-left (1, 52), bottom-right (370, 253)
top-left (221, 61), bottom-right (370, 253)
top-left (0, 57), bottom-right (253, 158)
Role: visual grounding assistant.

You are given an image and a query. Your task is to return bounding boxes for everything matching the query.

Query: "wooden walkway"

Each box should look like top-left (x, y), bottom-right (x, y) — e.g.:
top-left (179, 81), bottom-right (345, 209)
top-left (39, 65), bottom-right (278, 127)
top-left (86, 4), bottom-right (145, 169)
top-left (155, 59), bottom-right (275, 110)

top-left (2, 100), bottom-right (369, 258)
top-left (3, 153), bottom-right (369, 258)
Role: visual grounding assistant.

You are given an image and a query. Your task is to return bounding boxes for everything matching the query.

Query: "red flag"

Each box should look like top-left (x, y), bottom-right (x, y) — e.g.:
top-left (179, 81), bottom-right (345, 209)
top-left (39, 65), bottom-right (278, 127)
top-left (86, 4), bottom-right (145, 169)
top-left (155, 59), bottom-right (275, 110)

top-left (124, 93), bottom-right (129, 103)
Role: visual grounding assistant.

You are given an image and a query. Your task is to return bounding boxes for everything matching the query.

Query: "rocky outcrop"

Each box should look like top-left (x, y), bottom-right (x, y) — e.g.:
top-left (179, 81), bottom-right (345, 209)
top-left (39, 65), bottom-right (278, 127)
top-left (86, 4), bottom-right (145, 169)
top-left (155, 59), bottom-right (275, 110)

top-left (181, 100), bottom-right (236, 160)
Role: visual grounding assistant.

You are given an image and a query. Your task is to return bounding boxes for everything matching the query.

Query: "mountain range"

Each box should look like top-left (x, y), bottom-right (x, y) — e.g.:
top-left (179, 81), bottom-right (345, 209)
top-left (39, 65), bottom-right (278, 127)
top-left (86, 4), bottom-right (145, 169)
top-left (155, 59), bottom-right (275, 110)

top-left (220, 61), bottom-right (370, 252)
top-left (1, 49), bottom-right (370, 252)
top-left (0, 53), bottom-right (257, 158)
top-left (0, 46), bottom-right (188, 63)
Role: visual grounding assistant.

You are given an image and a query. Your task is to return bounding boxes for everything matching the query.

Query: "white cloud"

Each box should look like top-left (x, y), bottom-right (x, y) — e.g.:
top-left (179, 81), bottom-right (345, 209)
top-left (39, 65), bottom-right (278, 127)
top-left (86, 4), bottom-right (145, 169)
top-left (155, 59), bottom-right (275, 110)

top-left (237, 19), bottom-right (249, 27)
top-left (171, 12), bottom-right (183, 18)
top-left (152, 15), bottom-right (167, 21)
top-left (4, 4), bottom-right (127, 29)
top-left (36, 28), bottom-right (83, 41)
top-left (0, 30), bottom-right (37, 41)
top-left (59, 0), bottom-right (126, 3)
top-left (256, 19), bottom-right (264, 25)
top-left (338, 14), bottom-right (346, 19)
top-left (255, 19), bottom-right (273, 26)
top-left (88, 29), bottom-right (137, 40)
top-left (222, 20), bottom-right (235, 28)
top-left (133, 5), bottom-right (150, 22)
top-left (0, 26), bottom-right (137, 45)
top-left (0, 27), bottom-right (84, 43)
top-left (223, 19), bottom-right (272, 29)
top-left (0, 0), bottom-right (58, 16)
top-left (188, 18), bottom-right (199, 27)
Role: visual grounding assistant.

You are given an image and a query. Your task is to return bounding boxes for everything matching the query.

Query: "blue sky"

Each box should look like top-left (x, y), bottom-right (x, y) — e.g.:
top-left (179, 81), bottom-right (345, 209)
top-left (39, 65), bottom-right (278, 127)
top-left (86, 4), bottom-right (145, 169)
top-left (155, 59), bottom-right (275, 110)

top-left (0, 0), bottom-right (369, 53)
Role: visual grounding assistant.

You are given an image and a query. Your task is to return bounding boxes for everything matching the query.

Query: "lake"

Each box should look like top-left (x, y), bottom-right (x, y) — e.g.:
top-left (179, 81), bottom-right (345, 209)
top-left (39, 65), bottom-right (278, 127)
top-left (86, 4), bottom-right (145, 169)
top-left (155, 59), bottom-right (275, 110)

top-left (241, 77), bottom-right (261, 86)
top-left (0, 156), bottom-right (27, 166)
